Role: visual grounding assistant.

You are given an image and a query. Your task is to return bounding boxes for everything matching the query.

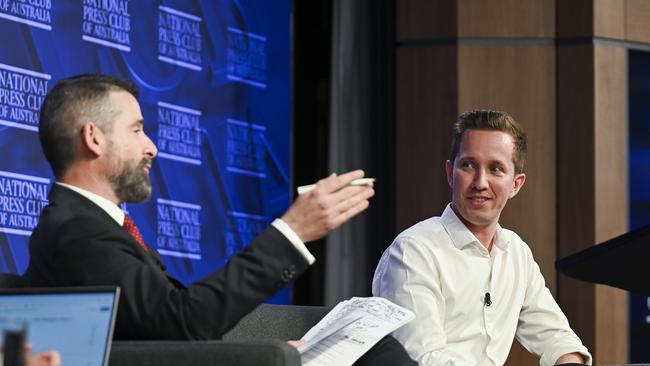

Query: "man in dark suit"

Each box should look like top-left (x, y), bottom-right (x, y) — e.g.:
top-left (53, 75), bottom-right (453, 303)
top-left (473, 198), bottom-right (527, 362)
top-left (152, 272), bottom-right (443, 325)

top-left (23, 74), bottom-right (375, 340)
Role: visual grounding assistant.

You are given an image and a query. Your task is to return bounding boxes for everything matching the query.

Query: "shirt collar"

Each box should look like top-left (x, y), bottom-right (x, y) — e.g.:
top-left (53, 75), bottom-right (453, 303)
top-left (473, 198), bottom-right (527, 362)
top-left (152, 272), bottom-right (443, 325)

top-left (440, 204), bottom-right (510, 252)
top-left (56, 182), bottom-right (125, 225)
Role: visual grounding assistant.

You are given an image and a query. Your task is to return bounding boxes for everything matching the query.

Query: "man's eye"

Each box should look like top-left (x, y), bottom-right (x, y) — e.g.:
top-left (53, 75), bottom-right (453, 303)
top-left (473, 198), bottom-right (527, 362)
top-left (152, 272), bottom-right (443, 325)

top-left (461, 162), bottom-right (474, 169)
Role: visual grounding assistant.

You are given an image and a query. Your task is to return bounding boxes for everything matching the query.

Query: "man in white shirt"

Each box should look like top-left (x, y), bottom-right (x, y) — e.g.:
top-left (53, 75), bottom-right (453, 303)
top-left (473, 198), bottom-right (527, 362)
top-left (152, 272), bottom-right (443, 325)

top-left (373, 109), bottom-right (591, 365)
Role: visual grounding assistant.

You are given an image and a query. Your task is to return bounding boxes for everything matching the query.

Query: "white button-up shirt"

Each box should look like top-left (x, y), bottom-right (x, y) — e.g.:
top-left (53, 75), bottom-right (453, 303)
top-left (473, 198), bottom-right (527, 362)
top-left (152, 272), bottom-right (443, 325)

top-left (373, 205), bottom-right (591, 366)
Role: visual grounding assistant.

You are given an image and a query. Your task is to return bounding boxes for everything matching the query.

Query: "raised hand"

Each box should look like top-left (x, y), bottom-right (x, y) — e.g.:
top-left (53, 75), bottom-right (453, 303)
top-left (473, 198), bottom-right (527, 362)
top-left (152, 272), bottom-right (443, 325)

top-left (281, 170), bottom-right (375, 243)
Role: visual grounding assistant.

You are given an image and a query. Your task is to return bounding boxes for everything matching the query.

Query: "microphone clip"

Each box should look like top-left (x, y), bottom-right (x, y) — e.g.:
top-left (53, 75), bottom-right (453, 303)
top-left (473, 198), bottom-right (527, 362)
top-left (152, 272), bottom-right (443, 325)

top-left (484, 292), bottom-right (492, 307)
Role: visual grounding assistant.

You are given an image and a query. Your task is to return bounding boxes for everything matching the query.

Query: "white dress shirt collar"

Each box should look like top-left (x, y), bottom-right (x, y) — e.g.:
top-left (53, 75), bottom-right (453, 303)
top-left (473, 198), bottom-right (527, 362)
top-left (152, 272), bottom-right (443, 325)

top-left (57, 182), bottom-right (125, 225)
top-left (440, 204), bottom-right (510, 252)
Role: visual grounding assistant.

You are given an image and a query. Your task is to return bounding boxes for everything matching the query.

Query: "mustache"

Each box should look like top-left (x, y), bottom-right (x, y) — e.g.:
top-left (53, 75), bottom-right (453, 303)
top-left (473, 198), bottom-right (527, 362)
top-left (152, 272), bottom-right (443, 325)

top-left (138, 158), bottom-right (153, 169)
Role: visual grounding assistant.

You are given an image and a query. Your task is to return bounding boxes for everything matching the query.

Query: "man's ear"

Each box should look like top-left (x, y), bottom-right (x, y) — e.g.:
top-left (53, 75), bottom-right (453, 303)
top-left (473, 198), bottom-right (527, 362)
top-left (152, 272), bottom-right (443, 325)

top-left (80, 122), bottom-right (105, 157)
top-left (509, 173), bottom-right (526, 199)
top-left (445, 160), bottom-right (453, 188)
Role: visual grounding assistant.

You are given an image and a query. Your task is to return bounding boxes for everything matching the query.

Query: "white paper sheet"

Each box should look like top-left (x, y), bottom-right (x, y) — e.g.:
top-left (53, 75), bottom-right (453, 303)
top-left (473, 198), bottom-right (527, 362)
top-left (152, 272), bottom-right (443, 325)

top-left (298, 297), bottom-right (414, 366)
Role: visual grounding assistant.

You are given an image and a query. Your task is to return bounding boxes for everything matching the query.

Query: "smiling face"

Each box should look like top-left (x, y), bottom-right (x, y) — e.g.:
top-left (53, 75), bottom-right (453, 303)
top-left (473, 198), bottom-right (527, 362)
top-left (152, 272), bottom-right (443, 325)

top-left (103, 91), bottom-right (158, 203)
top-left (445, 129), bottom-right (526, 233)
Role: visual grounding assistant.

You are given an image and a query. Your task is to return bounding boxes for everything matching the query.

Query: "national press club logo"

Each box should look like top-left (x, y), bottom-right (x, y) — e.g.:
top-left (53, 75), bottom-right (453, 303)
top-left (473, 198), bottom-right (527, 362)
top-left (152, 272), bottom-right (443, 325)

top-left (158, 5), bottom-right (202, 71)
top-left (0, 63), bottom-right (49, 132)
top-left (157, 101), bottom-right (203, 166)
top-left (227, 27), bottom-right (267, 88)
top-left (82, 0), bottom-right (131, 51)
top-left (0, 170), bottom-right (49, 236)
top-left (0, 0), bottom-right (52, 30)
top-left (225, 118), bottom-right (267, 178)
top-left (156, 198), bottom-right (202, 260)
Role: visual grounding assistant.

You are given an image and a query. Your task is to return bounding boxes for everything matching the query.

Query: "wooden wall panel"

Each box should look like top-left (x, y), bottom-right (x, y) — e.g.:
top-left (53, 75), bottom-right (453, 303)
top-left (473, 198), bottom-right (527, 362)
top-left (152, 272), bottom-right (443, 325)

top-left (557, 43), bottom-right (597, 357)
top-left (396, 0), bottom-right (457, 41)
top-left (625, 0), bottom-right (650, 43)
top-left (594, 45), bottom-right (628, 245)
top-left (458, 0), bottom-right (554, 37)
top-left (458, 45), bottom-right (556, 292)
top-left (594, 0), bottom-right (625, 39)
top-left (593, 44), bottom-right (628, 364)
top-left (396, 47), bottom-right (458, 231)
top-left (458, 45), bottom-right (555, 366)
top-left (557, 43), bottom-right (629, 364)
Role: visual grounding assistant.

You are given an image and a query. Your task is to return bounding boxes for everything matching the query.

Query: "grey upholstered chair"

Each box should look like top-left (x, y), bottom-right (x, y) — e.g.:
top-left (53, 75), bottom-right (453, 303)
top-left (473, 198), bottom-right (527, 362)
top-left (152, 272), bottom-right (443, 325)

top-left (109, 304), bottom-right (329, 366)
top-left (223, 303), bottom-right (329, 341)
top-left (108, 339), bottom-right (301, 366)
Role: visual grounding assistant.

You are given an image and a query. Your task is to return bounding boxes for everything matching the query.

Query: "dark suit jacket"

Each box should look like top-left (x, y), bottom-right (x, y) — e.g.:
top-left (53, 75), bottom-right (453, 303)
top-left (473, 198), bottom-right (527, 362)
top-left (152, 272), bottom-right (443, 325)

top-left (24, 185), bottom-right (309, 340)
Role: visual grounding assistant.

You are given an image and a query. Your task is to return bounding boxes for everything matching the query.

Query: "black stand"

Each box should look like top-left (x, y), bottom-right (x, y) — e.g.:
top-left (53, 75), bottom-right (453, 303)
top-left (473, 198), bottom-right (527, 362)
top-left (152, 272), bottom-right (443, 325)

top-left (556, 223), bottom-right (650, 296)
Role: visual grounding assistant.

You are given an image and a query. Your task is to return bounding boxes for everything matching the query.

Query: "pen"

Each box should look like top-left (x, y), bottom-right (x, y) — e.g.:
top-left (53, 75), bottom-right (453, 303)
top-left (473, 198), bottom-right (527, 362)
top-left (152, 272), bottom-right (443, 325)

top-left (297, 178), bottom-right (375, 195)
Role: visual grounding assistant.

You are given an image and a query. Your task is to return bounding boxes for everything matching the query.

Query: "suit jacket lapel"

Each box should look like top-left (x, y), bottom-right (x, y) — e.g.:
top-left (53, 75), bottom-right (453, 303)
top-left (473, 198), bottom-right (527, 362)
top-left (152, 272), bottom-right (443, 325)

top-left (48, 185), bottom-right (165, 268)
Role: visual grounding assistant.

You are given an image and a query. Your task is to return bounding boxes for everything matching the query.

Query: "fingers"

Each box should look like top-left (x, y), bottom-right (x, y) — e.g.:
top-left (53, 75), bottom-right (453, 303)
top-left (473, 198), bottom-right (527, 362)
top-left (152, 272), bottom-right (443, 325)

top-left (309, 184), bottom-right (374, 233)
top-left (325, 181), bottom-right (374, 205)
top-left (281, 170), bottom-right (374, 243)
top-left (43, 350), bottom-right (62, 366)
top-left (339, 198), bottom-right (371, 224)
top-left (329, 185), bottom-right (375, 227)
top-left (287, 340), bottom-right (305, 348)
top-left (327, 196), bottom-right (371, 231)
top-left (314, 169), bottom-right (365, 194)
top-left (28, 350), bottom-right (62, 366)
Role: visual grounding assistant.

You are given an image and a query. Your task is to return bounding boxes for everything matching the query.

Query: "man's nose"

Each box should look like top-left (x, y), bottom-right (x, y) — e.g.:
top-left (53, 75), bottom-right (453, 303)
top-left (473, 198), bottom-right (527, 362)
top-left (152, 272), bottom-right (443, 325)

top-left (471, 168), bottom-right (488, 190)
top-left (143, 132), bottom-right (158, 158)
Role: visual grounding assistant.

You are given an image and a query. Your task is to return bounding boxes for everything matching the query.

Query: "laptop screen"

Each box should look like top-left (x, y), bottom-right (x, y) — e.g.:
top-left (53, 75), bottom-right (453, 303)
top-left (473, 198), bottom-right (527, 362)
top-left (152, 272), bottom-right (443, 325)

top-left (0, 287), bottom-right (120, 366)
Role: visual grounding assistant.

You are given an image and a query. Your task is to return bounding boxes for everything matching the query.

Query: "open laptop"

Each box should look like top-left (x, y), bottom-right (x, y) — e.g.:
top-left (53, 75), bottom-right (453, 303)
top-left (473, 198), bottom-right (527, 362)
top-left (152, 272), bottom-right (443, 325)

top-left (0, 286), bottom-right (120, 366)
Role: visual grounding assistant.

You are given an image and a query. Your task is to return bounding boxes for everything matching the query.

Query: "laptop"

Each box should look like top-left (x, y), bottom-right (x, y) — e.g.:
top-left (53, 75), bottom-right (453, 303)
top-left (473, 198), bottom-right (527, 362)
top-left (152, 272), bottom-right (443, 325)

top-left (0, 286), bottom-right (120, 366)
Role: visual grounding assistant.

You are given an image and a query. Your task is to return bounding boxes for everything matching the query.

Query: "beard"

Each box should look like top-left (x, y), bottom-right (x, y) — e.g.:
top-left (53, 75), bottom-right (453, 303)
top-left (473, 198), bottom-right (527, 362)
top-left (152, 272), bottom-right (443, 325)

top-left (108, 157), bottom-right (153, 203)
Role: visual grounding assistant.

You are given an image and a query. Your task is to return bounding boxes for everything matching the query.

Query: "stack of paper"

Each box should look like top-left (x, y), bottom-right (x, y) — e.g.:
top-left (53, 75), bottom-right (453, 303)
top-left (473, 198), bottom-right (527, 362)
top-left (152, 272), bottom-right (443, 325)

top-left (298, 297), bottom-right (414, 366)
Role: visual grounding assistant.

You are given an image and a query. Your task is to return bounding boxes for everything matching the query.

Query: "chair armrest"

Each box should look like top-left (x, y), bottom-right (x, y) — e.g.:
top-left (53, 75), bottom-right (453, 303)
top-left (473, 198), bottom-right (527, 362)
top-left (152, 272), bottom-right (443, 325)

top-left (223, 304), bottom-right (330, 341)
top-left (109, 340), bottom-right (301, 366)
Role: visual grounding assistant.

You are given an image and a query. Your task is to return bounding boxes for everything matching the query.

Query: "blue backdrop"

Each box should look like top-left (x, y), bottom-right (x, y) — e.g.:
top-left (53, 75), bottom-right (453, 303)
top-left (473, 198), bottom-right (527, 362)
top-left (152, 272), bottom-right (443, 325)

top-left (0, 0), bottom-right (293, 303)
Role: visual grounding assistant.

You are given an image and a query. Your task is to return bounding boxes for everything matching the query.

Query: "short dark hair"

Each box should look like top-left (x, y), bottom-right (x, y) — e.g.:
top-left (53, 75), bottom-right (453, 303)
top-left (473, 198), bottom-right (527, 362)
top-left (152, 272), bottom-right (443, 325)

top-left (449, 109), bottom-right (527, 174)
top-left (39, 74), bottom-right (139, 178)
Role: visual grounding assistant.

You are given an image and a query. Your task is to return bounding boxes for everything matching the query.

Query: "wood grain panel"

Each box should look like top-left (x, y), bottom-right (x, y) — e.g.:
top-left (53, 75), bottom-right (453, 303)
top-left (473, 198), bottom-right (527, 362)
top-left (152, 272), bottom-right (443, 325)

top-left (625, 0), bottom-right (650, 43)
top-left (594, 0), bottom-right (625, 39)
top-left (458, 0), bottom-right (554, 38)
top-left (458, 44), bottom-right (555, 365)
top-left (458, 45), bottom-right (556, 291)
top-left (594, 45), bottom-right (628, 243)
top-left (595, 286), bottom-right (628, 362)
top-left (557, 43), bottom-right (597, 357)
top-left (397, 0), bottom-right (457, 41)
top-left (593, 44), bottom-right (628, 364)
top-left (396, 46), bottom-right (458, 232)
top-left (558, 43), bottom-right (630, 363)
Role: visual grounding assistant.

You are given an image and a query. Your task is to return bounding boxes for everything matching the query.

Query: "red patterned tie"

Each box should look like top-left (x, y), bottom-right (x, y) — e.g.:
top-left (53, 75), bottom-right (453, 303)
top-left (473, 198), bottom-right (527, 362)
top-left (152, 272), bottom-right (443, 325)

top-left (123, 214), bottom-right (149, 252)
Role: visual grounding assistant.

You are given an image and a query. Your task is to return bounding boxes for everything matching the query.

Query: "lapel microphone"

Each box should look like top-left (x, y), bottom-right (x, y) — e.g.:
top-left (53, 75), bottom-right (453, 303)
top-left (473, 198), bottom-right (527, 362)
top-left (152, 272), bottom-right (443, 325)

top-left (484, 292), bottom-right (492, 307)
